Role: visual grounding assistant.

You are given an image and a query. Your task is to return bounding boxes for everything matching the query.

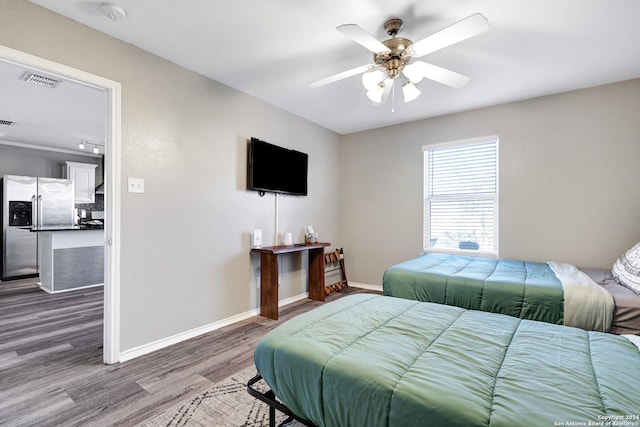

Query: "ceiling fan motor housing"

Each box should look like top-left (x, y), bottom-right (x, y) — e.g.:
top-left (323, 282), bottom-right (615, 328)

top-left (374, 37), bottom-right (413, 79)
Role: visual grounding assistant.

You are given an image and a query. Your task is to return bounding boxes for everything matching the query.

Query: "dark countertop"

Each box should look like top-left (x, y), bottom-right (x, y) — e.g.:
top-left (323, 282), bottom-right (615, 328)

top-left (28, 224), bottom-right (104, 232)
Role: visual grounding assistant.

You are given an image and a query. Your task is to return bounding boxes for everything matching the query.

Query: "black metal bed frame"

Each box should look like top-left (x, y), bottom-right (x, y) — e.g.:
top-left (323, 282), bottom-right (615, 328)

top-left (247, 374), bottom-right (316, 427)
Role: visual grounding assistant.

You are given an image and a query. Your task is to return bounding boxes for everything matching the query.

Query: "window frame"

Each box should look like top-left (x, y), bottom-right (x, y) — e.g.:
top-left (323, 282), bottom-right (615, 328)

top-left (422, 135), bottom-right (499, 257)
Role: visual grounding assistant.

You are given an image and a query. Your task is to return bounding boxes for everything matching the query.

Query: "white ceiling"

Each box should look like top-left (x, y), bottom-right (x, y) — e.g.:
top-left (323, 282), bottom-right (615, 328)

top-left (0, 58), bottom-right (105, 154)
top-left (3, 0), bottom-right (640, 153)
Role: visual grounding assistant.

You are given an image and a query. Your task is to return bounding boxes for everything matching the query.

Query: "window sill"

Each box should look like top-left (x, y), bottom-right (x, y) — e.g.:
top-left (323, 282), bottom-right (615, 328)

top-left (422, 248), bottom-right (497, 258)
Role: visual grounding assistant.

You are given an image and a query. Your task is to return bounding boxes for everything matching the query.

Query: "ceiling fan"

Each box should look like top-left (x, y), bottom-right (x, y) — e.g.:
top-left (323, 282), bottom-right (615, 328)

top-left (311, 13), bottom-right (489, 105)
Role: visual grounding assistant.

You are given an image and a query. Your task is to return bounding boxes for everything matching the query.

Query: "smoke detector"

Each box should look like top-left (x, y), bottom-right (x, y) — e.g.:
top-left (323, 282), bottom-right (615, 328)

top-left (100, 3), bottom-right (127, 21)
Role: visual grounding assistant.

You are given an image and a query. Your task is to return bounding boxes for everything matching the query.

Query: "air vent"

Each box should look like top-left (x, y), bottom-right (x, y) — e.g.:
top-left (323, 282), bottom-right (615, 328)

top-left (0, 120), bottom-right (14, 126)
top-left (21, 72), bottom-right (60, 88)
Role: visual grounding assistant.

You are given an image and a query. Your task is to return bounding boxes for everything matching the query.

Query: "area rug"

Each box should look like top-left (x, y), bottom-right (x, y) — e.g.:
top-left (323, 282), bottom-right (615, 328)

top-left (138, 365), bottom-right (301, 427)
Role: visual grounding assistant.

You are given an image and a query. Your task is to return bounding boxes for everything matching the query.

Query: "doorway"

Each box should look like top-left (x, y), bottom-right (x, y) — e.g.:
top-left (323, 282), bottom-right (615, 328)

top-left (0, 44), bottom-right (121, 364)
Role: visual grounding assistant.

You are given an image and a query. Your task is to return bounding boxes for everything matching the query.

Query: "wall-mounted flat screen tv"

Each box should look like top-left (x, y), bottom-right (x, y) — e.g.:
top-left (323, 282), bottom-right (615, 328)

top-left (247, 137), bottom-right (308, 196)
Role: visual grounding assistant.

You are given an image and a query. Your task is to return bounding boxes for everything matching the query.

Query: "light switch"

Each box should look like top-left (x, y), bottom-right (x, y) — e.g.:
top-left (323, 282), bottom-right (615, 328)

top-left (128, 177), bottom-right (144, 193)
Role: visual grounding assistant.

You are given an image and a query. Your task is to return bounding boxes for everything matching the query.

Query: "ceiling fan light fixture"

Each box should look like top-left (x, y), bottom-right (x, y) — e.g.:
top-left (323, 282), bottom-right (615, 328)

top-left (367, 79), bottom-right (394, 105)
top-left (366, 84), bottom-right (384, 104)
top-left (402, 80), bottom-right (421, 102)
top-left (402, 62), bottom-right (423, 84)
top-left (362, 69), bottom-right (385, 91)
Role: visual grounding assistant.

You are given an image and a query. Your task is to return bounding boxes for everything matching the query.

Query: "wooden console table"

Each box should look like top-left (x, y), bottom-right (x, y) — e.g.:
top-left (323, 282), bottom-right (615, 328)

top-left (251, 242), bottom-right (330, 320)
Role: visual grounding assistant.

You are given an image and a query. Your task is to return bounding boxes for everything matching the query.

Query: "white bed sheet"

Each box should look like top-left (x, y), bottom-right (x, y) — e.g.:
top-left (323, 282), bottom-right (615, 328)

top-left (548, 262), bottom-right (614, 332)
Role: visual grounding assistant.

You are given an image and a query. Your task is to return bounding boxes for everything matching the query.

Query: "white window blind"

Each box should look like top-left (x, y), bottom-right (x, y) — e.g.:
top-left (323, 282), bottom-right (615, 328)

top-left (423, 137), bottom-right (498, 254)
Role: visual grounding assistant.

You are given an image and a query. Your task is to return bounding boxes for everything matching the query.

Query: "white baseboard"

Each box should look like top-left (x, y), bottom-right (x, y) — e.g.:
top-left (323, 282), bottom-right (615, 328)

top-left (349, 281), bottom-right (383, 292)
top-left (38, 282), bottom-right (104, 294)
top-left (118, 284), bottom-right (382, 363)
top-left (278, 291), bottom-right (309, 306)
top-left (118, 291), bottom-right (309, 363)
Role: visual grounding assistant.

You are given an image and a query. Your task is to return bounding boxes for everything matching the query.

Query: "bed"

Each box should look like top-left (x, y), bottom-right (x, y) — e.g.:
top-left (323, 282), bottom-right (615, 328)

top-left (382, 253), bottom-right (615, 332)
top-left (250, 294), bottom-right (640, 427)
top-left (583, 268), bottom-right (640, 335)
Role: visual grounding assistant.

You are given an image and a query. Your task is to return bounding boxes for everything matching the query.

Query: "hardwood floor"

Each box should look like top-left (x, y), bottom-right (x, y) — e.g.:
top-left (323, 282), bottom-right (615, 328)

top-left (0, 279), bottom-right (376, 426)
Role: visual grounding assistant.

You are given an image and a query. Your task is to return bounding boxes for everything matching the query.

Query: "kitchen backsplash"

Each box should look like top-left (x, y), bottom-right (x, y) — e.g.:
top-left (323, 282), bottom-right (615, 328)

top-left (75, 193), bottom-right (104, 220)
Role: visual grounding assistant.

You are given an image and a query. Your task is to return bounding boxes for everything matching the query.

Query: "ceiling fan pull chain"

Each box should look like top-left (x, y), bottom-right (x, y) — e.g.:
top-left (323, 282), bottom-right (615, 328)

top-left (391, 83), bottom-right (395, 113)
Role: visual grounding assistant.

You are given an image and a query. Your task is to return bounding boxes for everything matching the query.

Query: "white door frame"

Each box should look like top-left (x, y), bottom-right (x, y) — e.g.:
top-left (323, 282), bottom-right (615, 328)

top-left (0, 45), bottom-right (122, 364)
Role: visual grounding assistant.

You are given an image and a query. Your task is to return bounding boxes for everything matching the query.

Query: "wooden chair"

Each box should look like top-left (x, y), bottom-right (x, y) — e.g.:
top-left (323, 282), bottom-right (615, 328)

top-left (324, 247), bottom-right (348, 295)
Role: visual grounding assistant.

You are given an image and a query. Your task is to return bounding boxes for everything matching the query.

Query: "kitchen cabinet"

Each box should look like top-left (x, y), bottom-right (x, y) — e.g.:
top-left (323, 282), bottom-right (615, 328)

top-left (65, 161), bottom-right (97, 203)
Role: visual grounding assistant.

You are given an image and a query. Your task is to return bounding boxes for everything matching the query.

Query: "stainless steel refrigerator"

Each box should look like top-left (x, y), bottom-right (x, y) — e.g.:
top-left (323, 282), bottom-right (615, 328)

top-left (1, 175), bottom-right (75, 280)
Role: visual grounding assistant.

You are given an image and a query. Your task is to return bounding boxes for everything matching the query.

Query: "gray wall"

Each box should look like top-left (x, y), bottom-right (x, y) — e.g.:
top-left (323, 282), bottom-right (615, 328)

top-left (0, 143), bottom-right (101, 179)
top-left (342, 79), bottom-right (640, 285)
top-left (0, 1), bottom-right (341, 351)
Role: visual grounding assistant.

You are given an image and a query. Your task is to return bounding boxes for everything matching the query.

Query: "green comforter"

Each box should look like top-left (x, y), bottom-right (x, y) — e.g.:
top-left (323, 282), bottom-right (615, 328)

top-left (254, 294), bottom-right (640, 427)
top-left (383, 253), bottom-right (564, 324)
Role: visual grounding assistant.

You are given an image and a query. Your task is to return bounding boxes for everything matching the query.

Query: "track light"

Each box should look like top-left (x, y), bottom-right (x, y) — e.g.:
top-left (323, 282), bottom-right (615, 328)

top-left (79, 140), bottom-right (85, 150)
top-left (93, 145), bottom-right (99, 154)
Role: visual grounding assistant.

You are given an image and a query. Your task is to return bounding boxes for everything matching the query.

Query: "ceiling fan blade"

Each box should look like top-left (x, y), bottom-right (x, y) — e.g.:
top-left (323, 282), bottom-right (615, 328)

top-left (337, 24), bottom-right (392, 54)
top-left (404, 61), bottom-right (471, 88)
top-left (310, 64), bottom-right (373, 88)
top-left (410, 13), bottom-right (489, 58)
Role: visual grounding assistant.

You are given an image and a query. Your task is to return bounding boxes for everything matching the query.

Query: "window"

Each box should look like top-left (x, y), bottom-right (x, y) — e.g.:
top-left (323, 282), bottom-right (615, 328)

top-left (423, 136), bottom-right (498, 255)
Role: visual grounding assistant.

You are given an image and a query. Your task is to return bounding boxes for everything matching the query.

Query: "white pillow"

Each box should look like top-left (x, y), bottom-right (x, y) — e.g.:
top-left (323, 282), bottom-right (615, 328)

top-left (612, 242), bottom-right (640, 295)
